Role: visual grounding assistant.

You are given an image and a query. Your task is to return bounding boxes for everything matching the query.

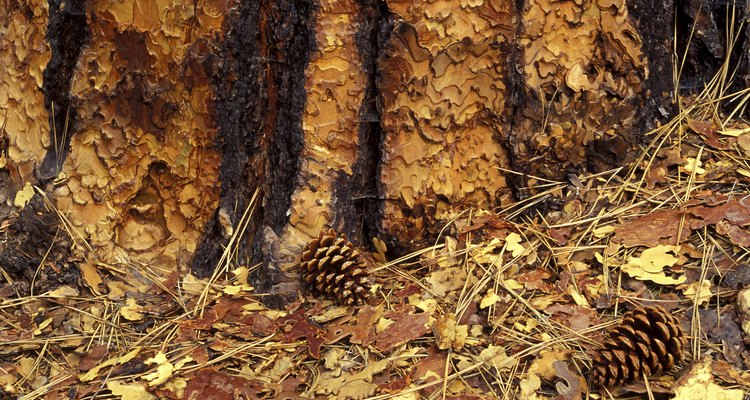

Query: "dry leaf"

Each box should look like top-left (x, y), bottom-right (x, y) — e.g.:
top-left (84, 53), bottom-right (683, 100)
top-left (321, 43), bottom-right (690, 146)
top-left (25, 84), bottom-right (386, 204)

top-left (505, 232), bottom-right (525, 258)
top-left (480, 289), bottom-right (500, 309)
top-left (79, 262), bottom-right (103, 296)
top-left (13, 182), bottom-right (34, 209)
top-left (222, 283), bottom-right (253, 296)
top-left (375, 305), bottom-right (431, 352)
top-left (142, 353), bottom-right (192, 387)
top-left (433, 313), bottom-right (468, 351)
top-left (682, 157), bottom-right (706, 175)
top-left (314, 359), bottom-right (388, 399)
top-left (46, 285), bottom-right (79, 297)
top-left (621, 245), bottom-right (686, 285)
top-left (673, 359), bottom-right (743, 400)
top-left (120, 298), bottom-right (145, 321)
top-left (680, 279), bottom-right (713, 305)
top-left (107, 381), bottom-right (155, 400)
top-left (737, 133), bottom-right (750, 156)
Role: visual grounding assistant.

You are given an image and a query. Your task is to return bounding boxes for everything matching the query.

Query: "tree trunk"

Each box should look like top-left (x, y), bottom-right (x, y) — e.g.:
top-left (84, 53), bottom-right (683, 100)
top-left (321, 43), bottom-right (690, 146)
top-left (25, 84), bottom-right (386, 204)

top-left (0, 0), bottom-right (747, 295)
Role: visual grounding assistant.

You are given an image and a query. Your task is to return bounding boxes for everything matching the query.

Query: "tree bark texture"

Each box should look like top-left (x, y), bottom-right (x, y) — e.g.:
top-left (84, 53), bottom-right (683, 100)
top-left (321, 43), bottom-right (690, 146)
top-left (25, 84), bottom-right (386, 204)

top-left (0, 0), bottom-right (748, 293)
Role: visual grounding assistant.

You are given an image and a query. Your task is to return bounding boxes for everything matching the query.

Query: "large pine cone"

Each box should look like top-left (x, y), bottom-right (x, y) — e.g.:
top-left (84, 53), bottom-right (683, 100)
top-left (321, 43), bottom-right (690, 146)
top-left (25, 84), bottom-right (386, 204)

top-left (590, 306), bottom-right (686, 388)
top-left (299, 229), bottom-right (371, 305)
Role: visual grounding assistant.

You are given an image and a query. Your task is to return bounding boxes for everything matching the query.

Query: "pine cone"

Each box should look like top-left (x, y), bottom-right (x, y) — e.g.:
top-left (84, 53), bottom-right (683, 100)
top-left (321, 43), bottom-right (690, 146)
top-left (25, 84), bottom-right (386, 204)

top-left (299, 229), bottom-right (371, 305)
top-left (590, 306), bottom-right (686, 388)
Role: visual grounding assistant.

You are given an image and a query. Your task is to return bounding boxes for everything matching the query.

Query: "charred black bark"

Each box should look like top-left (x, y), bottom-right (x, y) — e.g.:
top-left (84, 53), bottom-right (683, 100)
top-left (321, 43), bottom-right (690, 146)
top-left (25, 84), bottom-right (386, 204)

top-left (38, 0), bottom-right (87, 182)
top-left (674, 0), bottom-right (748, 93)
top-left (192, 1), bottom-right (313, 282)
top-left (0, 195), bottom-right (75, 295)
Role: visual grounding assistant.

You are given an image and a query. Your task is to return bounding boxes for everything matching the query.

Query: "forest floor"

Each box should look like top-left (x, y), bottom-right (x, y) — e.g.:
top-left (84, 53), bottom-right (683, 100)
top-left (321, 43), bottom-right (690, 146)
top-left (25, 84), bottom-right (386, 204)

top-left (2, 72), bottom-right (750, 400)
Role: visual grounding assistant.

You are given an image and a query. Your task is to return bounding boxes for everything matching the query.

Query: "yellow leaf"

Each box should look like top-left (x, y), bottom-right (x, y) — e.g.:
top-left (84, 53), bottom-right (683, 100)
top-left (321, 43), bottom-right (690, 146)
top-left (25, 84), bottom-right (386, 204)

top-left (392, 347), bottom-right (423, 368)
top-left (13, 183), bottom-right (34, 209)
top-left (503, 278), bottom-right (524, 291)
top-left (414, 298), bottom-right (437, 314)
top-left (681, 279), bottom-right (713, 306)
top-left (567, 285), bottom-right (590, 307)
top-left (241, 301), bottom-right (266, 311)
top-left (593, 225), bottom-right (616, 238)
top-left (434, 313), bottom-right (467, 351)
top-left (46, 285), bottom-right (79, 297)
top-left (181, 274), bottom-right (206, 295)
top-left (164, 377), bottom-right (187, 399)
top-left (119, 347), bottom-right (142, 364)
top-left (80, 357), bottom-right (119, 381)
top-left (323, 349), bottom-right (347, 370)
top-left (232, 266), bottom-right (250, 286)
top-left (222, 284), bottom-right (253, 296)
top-left (519, 371), bottom-right (543, 400)
top-left (17, 357), bottom-right (35, 377)
top-left (718, 127), bottom-right (750, 137)
top-left (120, 298), bottom-right (145, 321)
top-left (426, 266), bottom-right (470, 297)
top-left (479, 289), bottom-right (500, 309)
top-left (683, 157), bottom-right (706, 175)
top-left (313, 359), bottom-right (388, 399)
top-left (673, 359), bottom-right (744, 400)
top-left (514, 318), bottom-right (538, 333)
top-left (621, 245), bottom-right (686, 285)
top-left (376, 317), bottom-right (394, 333)
top-left (143, 353), bottom-right (174, 387)
top-left (505, 232), bottom-right (525, 258)
top-left (106, 381), bottom-right (155, 400)
top-left (475, 345), bottom-right (510, 370)
top-left (33, 317), bottom-right (53, 335)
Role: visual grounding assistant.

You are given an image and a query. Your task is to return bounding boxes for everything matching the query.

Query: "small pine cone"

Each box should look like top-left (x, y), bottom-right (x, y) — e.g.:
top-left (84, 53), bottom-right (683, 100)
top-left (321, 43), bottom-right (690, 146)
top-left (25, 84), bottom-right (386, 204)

top-left (299, 229), bottom-right (371, 305)
top-left (590, 306), bottom-right (686, 388)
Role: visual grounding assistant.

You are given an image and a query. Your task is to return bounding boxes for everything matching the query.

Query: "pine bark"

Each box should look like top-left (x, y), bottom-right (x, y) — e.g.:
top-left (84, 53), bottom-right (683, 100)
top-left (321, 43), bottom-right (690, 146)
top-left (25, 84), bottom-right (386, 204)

top-left (0, 0), bottom-right (747, 295)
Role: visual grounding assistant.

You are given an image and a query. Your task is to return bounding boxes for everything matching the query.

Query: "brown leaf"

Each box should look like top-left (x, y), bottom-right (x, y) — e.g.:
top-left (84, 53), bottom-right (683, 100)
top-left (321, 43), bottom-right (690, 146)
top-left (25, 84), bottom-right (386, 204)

top-left (277, 308), bottom-right (326, 359)
top-left (545, 304), bottom-right (598, 331)
top-left (688, 119), bottom-right (729, 150)
top-left (553, 360), bottom-right (583, 400)
top-left (688, 199), bottom-right (750, 227)
top-left (181, 370), bottom-right (264, 400)
top-left (716, 220), bottom-right (750, 247)
top-left (412, 346), bottom-right (447, 385)
top-left (613, 209), bottom-right (690, 247)
top-left (518, 268), bottom-right (553, 291)
top-left (375, 305), bottom-right (431, 352)
top-left (77, 345), bottom-right (109, 371)
top-left (350, 304), bottom-right (381, 346)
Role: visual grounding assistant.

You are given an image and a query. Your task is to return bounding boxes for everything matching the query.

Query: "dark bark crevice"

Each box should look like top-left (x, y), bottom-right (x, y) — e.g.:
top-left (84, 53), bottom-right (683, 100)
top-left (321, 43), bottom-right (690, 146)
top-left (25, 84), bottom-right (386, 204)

top-left (38, 0), bottom-right (87, 183)
top-left (336, 0), bottom-right (392, 248)
top-left (505, 0), bottom-right (530, 202)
